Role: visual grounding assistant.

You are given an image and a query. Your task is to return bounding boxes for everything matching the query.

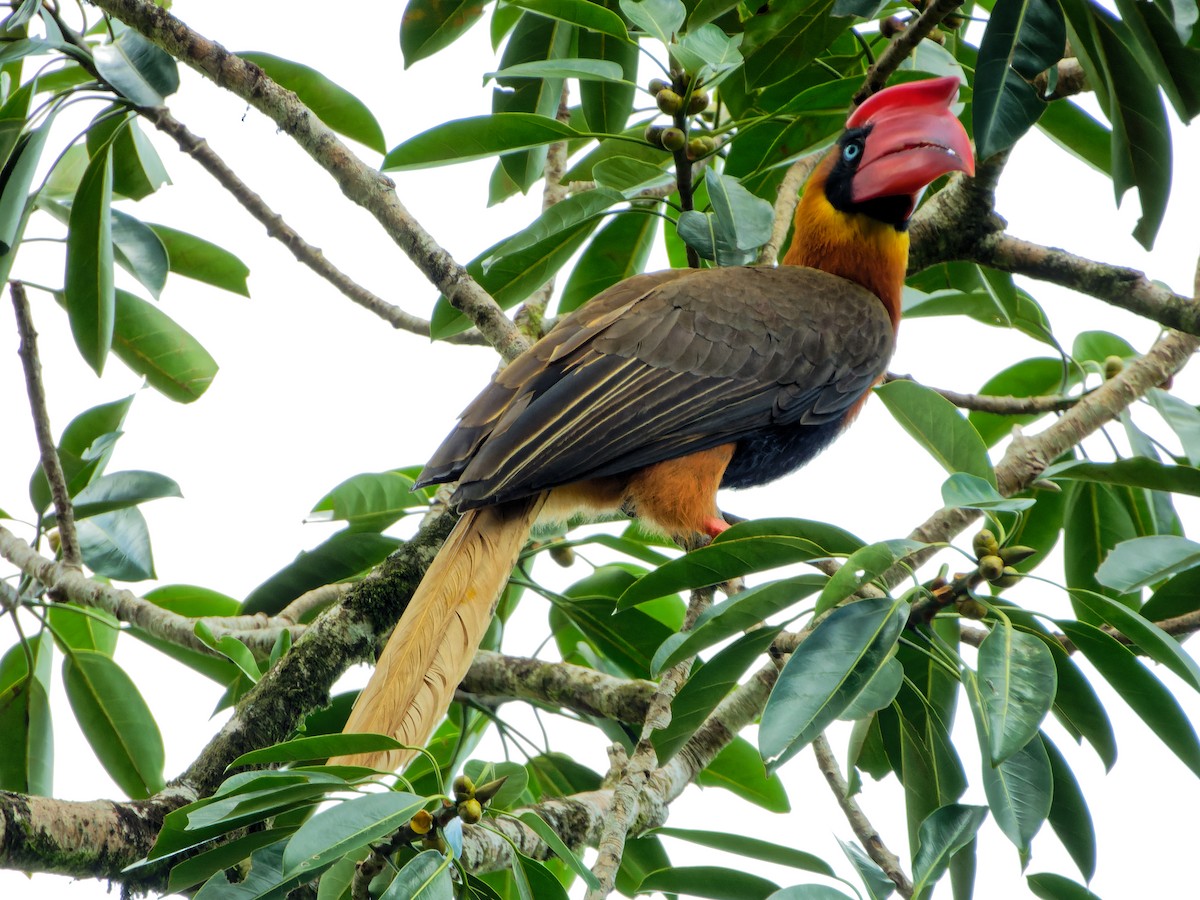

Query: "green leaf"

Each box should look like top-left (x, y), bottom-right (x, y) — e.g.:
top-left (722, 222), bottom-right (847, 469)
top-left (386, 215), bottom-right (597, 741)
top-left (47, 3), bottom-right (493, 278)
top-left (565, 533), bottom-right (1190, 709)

top-left (108, 289), bottom-right (219, 402)
top-left (463, 760), bottom-right (529, 808)
top-left (941, 473), bottom-right (1036, 513)
top-left (148, 224), bottom-right (251, 296)
top-left (674, 25), bottom-right (744, 85)
top-left (242, 531), bottom-right (402, 614)
top-left (652, 574), bottom-right (826, 674)
top-left (639, 866), bottom-right (778, 900)
top-left (559, 211), bottom-right (658, 314)
top-left (592, 157), bottom-right (673, 195)
top-left (63, 649), bottom-right (164, 798)
top-left (48, 602), bottom-right (119, 656)
top-left (1026, 872), bottom-right (1103, 899)
top-left (310, 470), bottom-right (429, 532)
top-left (45, 469), bottom-right (181, 522)
top-left (741, 0), bottom-right (850, 88)
top-left (579, 14), bottom-right (639, 133)
top-left (76, 507), bottom-right (156, 581)
top-left (193, 841), bottom-right (300, 900)
top-left (29, 395), bottom-right (134, 514)
top-left (1095, 534), bottom-right (1200, 592)
top-left (383, 113), bottom-right (579, 170)
top-left (839, 656), bottom-right (902, 721)
top-left (282, 791), bottom-right (426, 876)
top-left (167, 827), bottom-right (299, 894)
top-left (653, 627), bottom-right (780, 763)
top-left (0, 649), bottom-right (53, 795)
top-left (509, 0), bottom-right (630, 39)
top-left (1143, 565), bottom-right (1200, 620)
top-left (1069, 588), bottom-right (1200, 691)
top-left (1046, 457), bottom-right (1200, 497)
top-left (875, 380), bottom-right (995, 485)
top-left (838, 839), bottom-right (893, 900)
top-left (652, 827), bottom-right (834, 876)
top-left (1036, 98), bottom-right (1113, 177)
top-left (1146, 388), bottom-right (1200, 466)
top-left (1041, 733), bottom-right (1096, 881)
top-left (1046, 640), bottom-right (1117, 770)
top-left (911, 804), bottom-right (989, 896)
top-left (85, 110), bottom-right (171, 201)
top-left (112, 211), bottom-right (169, 298)
top-left (516, 812), bottom-right (600, 889)
top-left (677, 208), bottom-right (756, 266)
top-left (619, 0), bottom-right (685, 45)
top-left (93, 27), bottom-right (179, 106)
top-left (1063, 481), bottom-right (1140, 610)
top-left (968, 357), bottom-right (1077, 448)
top-left (816, 539), bottom-right (928, 615)
top-left (239, 53), bottom-right (386, 154)
top-left (705, 169), bottom-right (773, 251)
top-left (487, 187), bottom-right (624, 260)
top-left (978, 623), bottom-right (1057, 764)
top-left (144, 584), bottom-right (240, 618)
top-left (65, 143), bottom-right (115, 374)
top-left (399, 0), bottom-right (488, 67)
top-left (195, 621), bottom-right (262, 684)
top-left (1060, 620), bottom-right (1200, 776)
top-left (695, 736), bottom-right (790, 812)
top-left (380, 849), bottom-right (452, 900)
top-left (486, 58), bottom-right (627, 82)
top-left (972, 692), bottom-right (1052, 856)
top-left (766, 888), bottom-right (855, 900)
top-left (760, 598), bottom-right (909, 770)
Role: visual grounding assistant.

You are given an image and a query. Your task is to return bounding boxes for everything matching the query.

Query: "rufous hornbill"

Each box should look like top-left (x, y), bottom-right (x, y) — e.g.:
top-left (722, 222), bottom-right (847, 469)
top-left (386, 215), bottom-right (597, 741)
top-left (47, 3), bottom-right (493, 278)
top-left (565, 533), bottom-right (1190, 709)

top-left (332, 76), bottom-right (974, 771)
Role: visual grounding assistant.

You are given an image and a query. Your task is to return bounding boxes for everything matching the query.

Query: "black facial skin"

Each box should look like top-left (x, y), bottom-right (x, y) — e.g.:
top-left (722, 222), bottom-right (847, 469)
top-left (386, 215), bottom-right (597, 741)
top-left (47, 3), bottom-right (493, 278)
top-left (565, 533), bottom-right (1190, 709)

top-left (823, 125), bottom-right (914, 231)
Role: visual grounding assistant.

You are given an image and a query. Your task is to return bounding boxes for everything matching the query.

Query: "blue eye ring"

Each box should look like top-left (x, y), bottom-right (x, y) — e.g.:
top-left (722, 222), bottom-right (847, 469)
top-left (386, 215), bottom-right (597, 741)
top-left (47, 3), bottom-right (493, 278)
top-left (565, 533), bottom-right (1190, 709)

top-left (842, 141), bottom-right (863, 162)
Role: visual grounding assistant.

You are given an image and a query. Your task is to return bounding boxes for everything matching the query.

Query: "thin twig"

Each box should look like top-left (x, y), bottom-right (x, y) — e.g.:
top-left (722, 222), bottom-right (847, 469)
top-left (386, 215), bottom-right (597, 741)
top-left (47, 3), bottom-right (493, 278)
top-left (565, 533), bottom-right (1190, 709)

top-left (885, 372), bottom-right (1081, 415)
top-left (812, 734), bottom-right (914, 897)
top-left (143, 108), bottom-right (486, 345)
top-left (10, 282), bottom-right (81, 568)
top-left (854, 0), bottom-right (967, 105)
top-left (757, 150), bottom-right (823, 266)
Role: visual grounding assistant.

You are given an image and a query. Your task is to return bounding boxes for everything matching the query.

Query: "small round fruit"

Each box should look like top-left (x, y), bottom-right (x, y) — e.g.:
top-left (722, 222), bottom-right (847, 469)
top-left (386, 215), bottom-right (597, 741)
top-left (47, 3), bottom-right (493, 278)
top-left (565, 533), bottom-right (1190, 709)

top-left (660, 127), bottom-right (687, 151)
top-left (978, 555), bottom-right (1005, 582)
top-left (409, 809), bottom-right (434, 835)
top-left (656, 89), bottom-right (684, 115)
top-left (956, 598), bottom-right (988, 619)
top-left (648, 78), bottom-right (670, 96)
top-left (972, 529), bottom-right (999, 560)
top-left (644, 125), bottom-right (667, 148)
top-left (459, 798), bottom-right (483, 824)
top-left (686, 136), bottom-right (715, 160)
top-left (994, 566), bottom-right (1022, 588)
top-left (1104, 355), bottom-right (1125, 379)
top-left (686, 91), bottom-right (710, 114)
top-left (452, 774), bottom-right (475, 800)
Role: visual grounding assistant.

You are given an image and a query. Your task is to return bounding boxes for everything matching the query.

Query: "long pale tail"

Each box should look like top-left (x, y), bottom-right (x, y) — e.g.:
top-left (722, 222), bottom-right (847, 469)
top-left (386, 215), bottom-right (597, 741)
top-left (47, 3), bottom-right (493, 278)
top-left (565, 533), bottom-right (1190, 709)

top-left (331, 495), bottom-right (545, 771)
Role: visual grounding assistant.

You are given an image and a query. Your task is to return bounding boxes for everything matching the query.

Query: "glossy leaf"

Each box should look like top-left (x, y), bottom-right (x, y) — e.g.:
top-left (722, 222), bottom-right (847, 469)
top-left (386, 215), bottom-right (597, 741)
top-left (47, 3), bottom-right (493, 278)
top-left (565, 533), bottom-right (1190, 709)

top-left (282, 791), bottom-right (426, 876)
top-left (76, 507), bottom-right (156, 581)
top-left (741, 0), bottom-right (849, 88)
top-left (639, 866), bottom-right (778, 899)
top-left (977, 704), bottom-right (1052, 856)
top-left (46, 469), bottom-right (181, 523)
top-left (510, 0), bottom-right (629, 38)
top-left (579, 10), bottom-right (639, 133)
top-left (194, 621), bottom-right (261, 684)
top-left (838, 839), bottom-right (893, 900)
top-left (109, 289), bottom-right (220, 402)
top-left (144, 584), bottom-right (240, 618)
top-left (65, 144), bottom-right (115, 374)
top-left (695, 736), bottom-right (790, 812)
top-left (1047, 457), bottom-right (1200, 498)
top-left (85, 111), bottom-right (171, 201)
top-left (978, 623), bottom-right (1057, 764)
top-left (1037, 98), bottom-right (1113, 176)
top-left (677, 208), bottom-right (756, 265)
top-left (48, 602), bottom-right (119, 656)
top-left (193, 840), bottom-right (311, 900)
top-left (487, 187), bottom-right (624, 260)
top-left (380, 850), bottom-right (452, 900)
top-left (63, 650), bottom-right (164, 798)
top-left (310, 470), bottom-right (429, 532)
top-left (968, 357), bottom-right (1077, 448)
top-left (149, 224), bottom-right (251, 296)
top-left (559, 211), bottom-right (657, 314)
top-left (765, 888), bottom-right (854, 900)
top-left (242, 531), bottom-right (402, 614)
top-left (816, 538), bottom-right (928, 615)
top-left (652, 574), bottom-right (826, 674)
top-left (941, 472), bottom-right (1036, 513)
top-left (463, 760), bottom-right (529, 808)
top-left (760, 598), bottom-right (909, 770)
top-left (1147, 388), bottom-right (1200, 465)
top-left (653, 827), bottom-right (834, 875)
top-left (839, 656), bottom-right (902, 721)
top-left (1095, 534), bottom-right (1200, 592)
top-left (911, 804), bottom-right (989, 896)
top-left (1046, 641), bottom-right (1117, 770)
top-left (400, 0), bottom-right (488, 66)
top-left (875, 380), bottom-right (995, 485)
top-left (383, 113), bottom-right (579, 170)
top-left (1042, 733), bottom-right (1097, 881)
top-left (0, 654), bottom-right (53, 795)
top-left (653, 627), bottom-right (780, 763)
top-left (239, 52), bottom-right (386, 153)
top-left (1063, 481), bottom-right (1140, 610)
top-left (29, 394), bottom-right (134, 514)
top-left (1026, 873), bottom-right (1103, 899)
top-left (94, 28), bottom-right (179, 106)
top-left (619, 0), bottom-right (685, 45)
top-left (1143, 565), bottom-right (1200, 620)
top-left (166, 827), bottom-right (299, 894)
top-left (1061, 620), bottom-right (1200, 776)
top-left (705, 168), bottom-right (774, 251)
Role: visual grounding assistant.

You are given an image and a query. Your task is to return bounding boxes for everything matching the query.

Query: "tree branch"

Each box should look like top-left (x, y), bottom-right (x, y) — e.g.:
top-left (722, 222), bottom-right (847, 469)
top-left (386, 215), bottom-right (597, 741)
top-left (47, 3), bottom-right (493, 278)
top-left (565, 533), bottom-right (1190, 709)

top-left (10, 283), bottom-right (80, 568)
top-left (885, 372), bottom-right (1081, 415)
top-left (142, 108), bottom-right (485, 346)
top-left (854, 0), bottom-right (966, 104)
top-left (92, 0), bottom-right (529, 361)
top-left (757, 150), bottom-right (822, 266)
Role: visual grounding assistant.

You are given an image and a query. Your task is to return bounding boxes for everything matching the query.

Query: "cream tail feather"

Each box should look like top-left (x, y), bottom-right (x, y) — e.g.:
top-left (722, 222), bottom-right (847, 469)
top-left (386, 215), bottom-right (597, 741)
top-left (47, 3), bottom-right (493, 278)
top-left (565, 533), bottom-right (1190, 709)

top-left (331, 495), bottom-right (546, 772)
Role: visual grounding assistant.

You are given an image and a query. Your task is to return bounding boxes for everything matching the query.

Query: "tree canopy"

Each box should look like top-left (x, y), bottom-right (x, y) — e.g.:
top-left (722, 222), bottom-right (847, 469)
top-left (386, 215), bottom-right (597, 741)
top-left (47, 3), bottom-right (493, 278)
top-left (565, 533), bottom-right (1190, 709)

top-left (1, 0), bottom-right (1199, 898)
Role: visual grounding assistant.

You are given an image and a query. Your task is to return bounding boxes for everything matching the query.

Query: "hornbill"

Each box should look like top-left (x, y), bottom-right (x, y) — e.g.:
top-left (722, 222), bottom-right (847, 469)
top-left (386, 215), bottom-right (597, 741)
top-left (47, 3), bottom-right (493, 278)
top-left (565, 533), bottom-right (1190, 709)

top-left (333, 76), bottom-right (974, 771)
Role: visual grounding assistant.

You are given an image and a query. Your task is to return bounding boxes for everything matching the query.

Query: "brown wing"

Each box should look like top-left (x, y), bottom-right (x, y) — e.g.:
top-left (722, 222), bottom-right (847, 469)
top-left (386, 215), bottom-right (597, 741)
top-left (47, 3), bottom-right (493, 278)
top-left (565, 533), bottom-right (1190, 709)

top-left (417, 266), bottom-right (894, 509)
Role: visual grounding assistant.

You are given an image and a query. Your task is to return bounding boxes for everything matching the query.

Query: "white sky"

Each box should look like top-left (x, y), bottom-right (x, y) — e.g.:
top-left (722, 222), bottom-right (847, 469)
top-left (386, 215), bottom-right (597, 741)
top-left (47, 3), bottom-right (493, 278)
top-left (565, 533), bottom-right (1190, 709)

top-left (1, 2), bottom-right (1199, 898)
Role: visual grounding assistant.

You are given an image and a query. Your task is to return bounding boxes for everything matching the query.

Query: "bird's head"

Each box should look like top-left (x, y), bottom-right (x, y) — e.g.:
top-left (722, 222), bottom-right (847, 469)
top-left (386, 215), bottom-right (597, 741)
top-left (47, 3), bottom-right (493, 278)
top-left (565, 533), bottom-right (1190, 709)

top-left (823, 76), bottom-right (975, 227)
top-left (784, 77), bottom-right (974, 324)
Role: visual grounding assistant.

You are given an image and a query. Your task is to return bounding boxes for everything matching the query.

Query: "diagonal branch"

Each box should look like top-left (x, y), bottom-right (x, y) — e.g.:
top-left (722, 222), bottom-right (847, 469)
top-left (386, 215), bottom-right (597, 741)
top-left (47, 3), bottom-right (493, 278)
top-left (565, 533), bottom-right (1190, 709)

top-left (10, 283), bottom-right (81, 568)
top-left (92, 0), bottom-right (529, 361)
top-left (144, 108), bottom-right (485, 345)
top-left (854, 0), bottom-right (966, 104)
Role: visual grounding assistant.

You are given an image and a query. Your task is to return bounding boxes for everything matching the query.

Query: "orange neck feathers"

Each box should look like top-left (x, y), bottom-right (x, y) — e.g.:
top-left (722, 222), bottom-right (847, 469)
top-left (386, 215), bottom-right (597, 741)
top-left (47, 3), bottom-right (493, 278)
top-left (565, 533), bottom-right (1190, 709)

top-left (782, 155), bottom-right (909, 330)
